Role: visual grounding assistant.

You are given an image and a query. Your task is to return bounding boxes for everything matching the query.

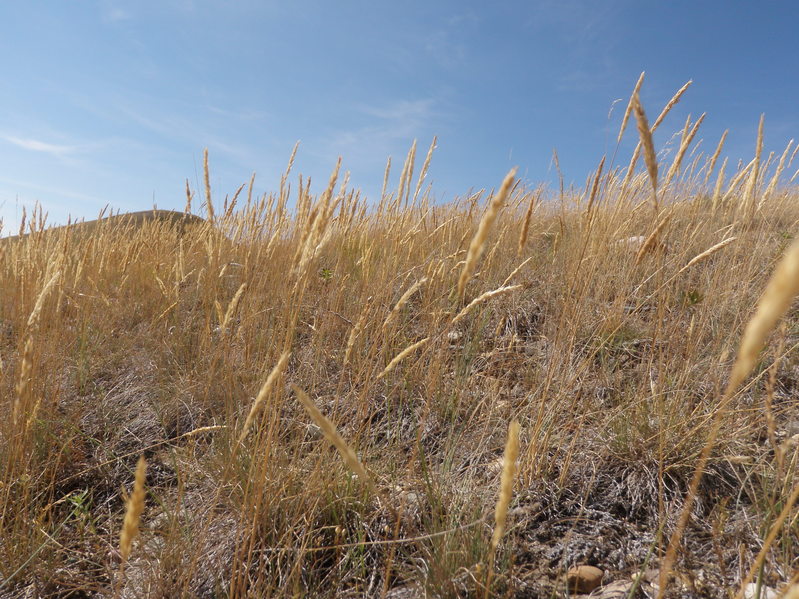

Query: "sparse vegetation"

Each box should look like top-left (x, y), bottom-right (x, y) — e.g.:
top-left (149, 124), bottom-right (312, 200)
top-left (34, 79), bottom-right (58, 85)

top-left (1, 78), bottom-right (798, 598)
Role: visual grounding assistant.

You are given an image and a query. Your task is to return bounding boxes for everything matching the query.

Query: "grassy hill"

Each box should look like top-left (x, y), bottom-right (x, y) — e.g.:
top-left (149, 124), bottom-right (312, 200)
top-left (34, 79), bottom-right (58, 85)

top-left (1, 93), bottom-right (798, 598)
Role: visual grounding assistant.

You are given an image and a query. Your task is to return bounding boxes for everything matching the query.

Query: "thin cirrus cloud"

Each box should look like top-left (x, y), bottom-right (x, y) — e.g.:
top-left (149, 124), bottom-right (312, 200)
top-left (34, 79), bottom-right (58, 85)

top-left (104, 7), bottom-right (132, 22)
top-left (114, 103), bottom-right (262, 164)
top-left (321, 98), bottom-right (440, 161)
top-left (357, 98), bottom-right (438, 123)
top-left (0, 176), bottom-right (104, 204)
top-left (305, 97), bottom-right (443, 200)
top-left (1, 135), bottom-right (78, 158)
top-left (98, 0), bottom-right (133, 23)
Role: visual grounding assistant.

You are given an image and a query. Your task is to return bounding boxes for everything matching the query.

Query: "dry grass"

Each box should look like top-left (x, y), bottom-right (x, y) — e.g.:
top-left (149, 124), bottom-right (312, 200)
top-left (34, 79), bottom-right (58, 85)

top-left (119, 456), bottom-right (147, 562)
top-left (0, 80), bottom-right (798, 598)
top-left (456, 168), bottom-right (517, 302)
top-left (633, 91), bottom-right (659, 213)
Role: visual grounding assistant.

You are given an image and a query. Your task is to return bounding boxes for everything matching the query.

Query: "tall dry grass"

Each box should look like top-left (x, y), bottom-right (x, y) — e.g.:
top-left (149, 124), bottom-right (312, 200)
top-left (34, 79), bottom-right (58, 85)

top-left (0, 78), bottom-right (797, 598)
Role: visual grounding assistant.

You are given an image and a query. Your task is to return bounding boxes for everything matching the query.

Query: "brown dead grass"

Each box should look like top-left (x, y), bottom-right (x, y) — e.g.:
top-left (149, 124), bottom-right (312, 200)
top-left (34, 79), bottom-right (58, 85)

top-left (0, 80), bottom-right (798, 598)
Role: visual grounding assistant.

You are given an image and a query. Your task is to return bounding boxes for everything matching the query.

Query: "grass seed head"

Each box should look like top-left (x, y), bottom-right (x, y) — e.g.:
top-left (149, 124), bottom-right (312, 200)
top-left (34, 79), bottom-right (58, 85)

top-left (119, 456), bottom-right (147, 562)
top-left (704, 129), bottom-right (729, 185)
top-left (617, 71), bottom-right (645, 144)
top-left (632, 93), bottom-right (659, 208)
top-left (378, 337), bottom-right (431, 379)
top-left (238, 352), bottom-right (291, 443)
top-left (292, 384), bottom-right (373, 490)
top-left (651, 79), bottom-right (692, 133)
top-left (727, 235), bottom-right (799, 396)
top-left (491, 420), bottom-right (520, 552)
top-left (203, 148), bottom-right (215, 223)
top-left (457, 168), bottom-right (517, 302)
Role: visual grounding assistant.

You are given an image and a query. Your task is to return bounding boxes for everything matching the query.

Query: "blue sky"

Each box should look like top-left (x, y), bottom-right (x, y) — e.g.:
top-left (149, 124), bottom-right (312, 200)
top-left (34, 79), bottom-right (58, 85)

top-left (1, 1), bottom-right (798, 232)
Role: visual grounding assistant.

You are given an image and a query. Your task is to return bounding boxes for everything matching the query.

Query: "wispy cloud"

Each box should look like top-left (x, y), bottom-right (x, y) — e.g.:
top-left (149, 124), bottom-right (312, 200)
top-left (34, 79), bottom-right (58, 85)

top-left (116, 105), bottom-right (189, 138)
top-left (424, 30), bottom-right (468, 70)
top-left (309, 97), bottom-right (446, 199)
top-left (320, 98), bottom-right (441, 163)
top-left (1, 135), bottom-right (77, 158)
top-left (525, 0), bottom-right (616, 43)
top-left (447, 10), bottom-right (480, 27)
top-left (115, 103), bottom-right (264, 167)
top-left (99, 0), bottom-right (133, 23)
top-left (555, 61), bottom-right (617, 93)
top-left (205, 105), bottom-right (270, 122)
top-left (357, 99), bottom-right (437, 124)
top-left (106, 7), bottom-right (132, 22)
top-left (524, 0), bottom-right (623, 93)
top-left (0, 176), bottom-right (106, 204)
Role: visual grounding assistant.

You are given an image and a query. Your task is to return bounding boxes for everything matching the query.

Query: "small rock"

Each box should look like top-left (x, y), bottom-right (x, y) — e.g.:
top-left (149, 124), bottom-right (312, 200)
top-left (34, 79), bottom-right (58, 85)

top-left (743, 583), bottom-right (778, 599)
top-left (384, 586), bottom-right (423, 599)
top-left (447, 330), bottom-right (463, 344)
top-left (641, 568), bottom-right (660, 583)
top-left (567, 565), bottom-right (604, 594)
top-left (615, 235), bottom-right (670, 255)
top-left (305, 423), bottom-right (323, 439)
top-left (589, 580), bottom-right (635, 598)
top-left (616, 235), bottom-right (647, 248)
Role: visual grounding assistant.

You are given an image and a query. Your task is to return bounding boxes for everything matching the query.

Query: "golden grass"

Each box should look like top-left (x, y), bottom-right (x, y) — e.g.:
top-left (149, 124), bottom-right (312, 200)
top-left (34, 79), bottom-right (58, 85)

top-left (292, 384), bottom-right (374, 491)
top-left (742, 114), bottom-right (765, 221)
top-left (203, 147), bottom-right (215, 222)
top-left (728, 236), bottom-right (799, 395)
top-left (652, 79), bottom-right (692, 132)
top-left (664, 113), bottom-right (705, 188)
top-left (633, 92), bottom-right (659, 213)
top-left (413, 136), bottom-right (437, 205)
top-left (677, 236), bottom-right (737, 273)
top-left (1, 77), bottom-right (798, 597)
top-left (490, 419), bottom-right (520, 552)
top-left (457, 168), bottom-right (517, 302)
top-left (238, 351), bottom-right (291, 443)
top-left (516, 190), bottom-right (538, 256)
top-left (383, 277), bottom-right (429, 332)
top-left (485, 419), bottom-right (520, 598)
top-left (711, 156), bottom-right (729, 210)
top-left (616, 71), bottom-right (645, 144)
top-left (735, 480), bottom-right (799, 599)
top-left (451, 284), bottom-right (523, 326)
top-left (763, 139), bottom-right (794, 206)
top-left (220, 282), bottom-right (247, 333)
top-left (378, 336), bottom-right (431, 379)
top-left (704, 129), bottom-right (729, 185)
top-left (25, 270), bottom-right (61, 331)
top-left (659, 234), bottom-right (799, 596)
top-left (119, 455), bottom-right (147, 562)
top-left (621, 80), bottom-right (691, 199)
top-left (11, 337), bottom-right (32, 429)
top-left (634, 209), bottom-right (671, 265)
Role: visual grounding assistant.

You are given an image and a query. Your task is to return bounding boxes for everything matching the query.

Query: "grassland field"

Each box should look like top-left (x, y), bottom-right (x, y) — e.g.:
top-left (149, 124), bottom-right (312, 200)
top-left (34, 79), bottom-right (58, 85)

top-left (0, 80), bottom-right (797, 598)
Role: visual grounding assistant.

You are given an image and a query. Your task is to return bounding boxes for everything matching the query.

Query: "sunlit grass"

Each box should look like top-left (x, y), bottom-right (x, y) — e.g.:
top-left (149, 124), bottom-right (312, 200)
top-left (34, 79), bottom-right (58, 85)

top-left (1, 76), bottom-right (798, 598)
